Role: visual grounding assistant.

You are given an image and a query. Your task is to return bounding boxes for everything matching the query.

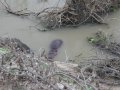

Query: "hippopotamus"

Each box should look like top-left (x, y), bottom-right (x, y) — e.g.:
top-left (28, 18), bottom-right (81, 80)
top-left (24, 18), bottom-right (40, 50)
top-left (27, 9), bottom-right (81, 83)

top-left (50, 39), bottom-right (63, 49)
top-left (48, 39), bottom-right (63, 60)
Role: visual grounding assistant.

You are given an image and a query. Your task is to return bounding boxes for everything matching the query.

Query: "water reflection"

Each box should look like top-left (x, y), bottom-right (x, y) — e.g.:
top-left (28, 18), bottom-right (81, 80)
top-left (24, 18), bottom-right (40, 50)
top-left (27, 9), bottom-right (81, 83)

top-left (6, 0), bottom-right (27, 11)
top-left (5, 0), bottom-right (65, 12)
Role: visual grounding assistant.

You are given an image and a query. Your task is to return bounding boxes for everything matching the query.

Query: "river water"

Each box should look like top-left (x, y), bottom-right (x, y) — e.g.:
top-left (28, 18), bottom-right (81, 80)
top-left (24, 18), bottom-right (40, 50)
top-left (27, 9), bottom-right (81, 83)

top-left (0, 0), bottom-right (120, 61)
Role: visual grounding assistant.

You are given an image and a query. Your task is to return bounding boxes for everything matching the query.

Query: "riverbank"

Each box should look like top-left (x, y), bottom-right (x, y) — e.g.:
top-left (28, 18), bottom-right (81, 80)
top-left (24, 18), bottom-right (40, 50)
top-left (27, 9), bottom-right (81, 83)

top-left (0, 35), bottom-right (120, 90)
top-left (39, 0), bottom-right (120, 29)
top-left (0, 1), bottom-right (120, 90)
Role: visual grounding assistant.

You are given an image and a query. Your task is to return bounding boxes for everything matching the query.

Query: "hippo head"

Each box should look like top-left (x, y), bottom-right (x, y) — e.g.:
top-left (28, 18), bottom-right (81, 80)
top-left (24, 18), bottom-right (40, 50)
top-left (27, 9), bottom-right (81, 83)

top-left (50, 39), bottom-right (63, 49)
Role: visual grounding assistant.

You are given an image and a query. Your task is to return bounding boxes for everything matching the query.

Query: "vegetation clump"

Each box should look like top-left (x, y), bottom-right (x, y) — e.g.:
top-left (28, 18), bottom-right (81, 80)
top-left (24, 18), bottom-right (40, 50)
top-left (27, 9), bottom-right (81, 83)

top-left (84, 31), bottom-right (120, 86)
top-left (78, 57), bottom-right (120, 86)
top-left (38, 0), bottom-right (120, 29)
top-left (87, 31), bottom-right (120, 57)
top-left (87, 31), bottom-right (107, 46)
top-left (1, 0), bottom-right (120, 30)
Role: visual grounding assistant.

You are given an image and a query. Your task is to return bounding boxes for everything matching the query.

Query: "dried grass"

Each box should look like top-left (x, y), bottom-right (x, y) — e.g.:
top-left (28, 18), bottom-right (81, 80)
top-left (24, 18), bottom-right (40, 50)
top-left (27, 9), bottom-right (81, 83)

top-left (38, 0), bottom-right (120, 29)
top-left (0, 37), bottom-right (97, 90)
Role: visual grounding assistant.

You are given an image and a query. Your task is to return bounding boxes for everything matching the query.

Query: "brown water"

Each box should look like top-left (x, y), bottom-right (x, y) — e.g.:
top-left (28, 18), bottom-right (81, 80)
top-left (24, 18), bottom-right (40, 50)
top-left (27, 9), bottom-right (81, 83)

top-left (0, 0), bottom-right (120, 61)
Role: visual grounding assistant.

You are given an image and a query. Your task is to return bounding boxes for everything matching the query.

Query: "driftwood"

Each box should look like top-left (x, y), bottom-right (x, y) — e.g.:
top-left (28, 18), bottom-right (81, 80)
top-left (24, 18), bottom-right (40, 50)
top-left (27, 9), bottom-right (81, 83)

top-left (38, 0), bottom-right (120, 29)
top-left (1, 0), bottom-right (120, 29)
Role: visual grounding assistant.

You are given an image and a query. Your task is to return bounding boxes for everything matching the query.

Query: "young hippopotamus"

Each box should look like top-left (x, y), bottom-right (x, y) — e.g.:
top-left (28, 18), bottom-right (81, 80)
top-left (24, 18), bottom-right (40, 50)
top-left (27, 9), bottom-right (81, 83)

top-left (48, 39), bottom-right (63, 60)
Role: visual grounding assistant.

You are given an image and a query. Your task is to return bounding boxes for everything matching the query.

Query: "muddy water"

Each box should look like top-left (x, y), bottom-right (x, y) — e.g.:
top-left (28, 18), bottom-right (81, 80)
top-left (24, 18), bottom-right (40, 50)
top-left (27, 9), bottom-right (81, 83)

top-left (0, 0), bottom-right (120, 61)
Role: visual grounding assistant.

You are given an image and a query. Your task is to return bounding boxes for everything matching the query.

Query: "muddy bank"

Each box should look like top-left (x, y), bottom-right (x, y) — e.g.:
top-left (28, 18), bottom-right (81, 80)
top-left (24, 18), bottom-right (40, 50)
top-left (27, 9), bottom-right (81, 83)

top-left (0, 36), bottom-right (120, 90)
top-left (83, 31), bottom-right (120, 85)
top-left (0, 37), bottom-right (96, 90)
